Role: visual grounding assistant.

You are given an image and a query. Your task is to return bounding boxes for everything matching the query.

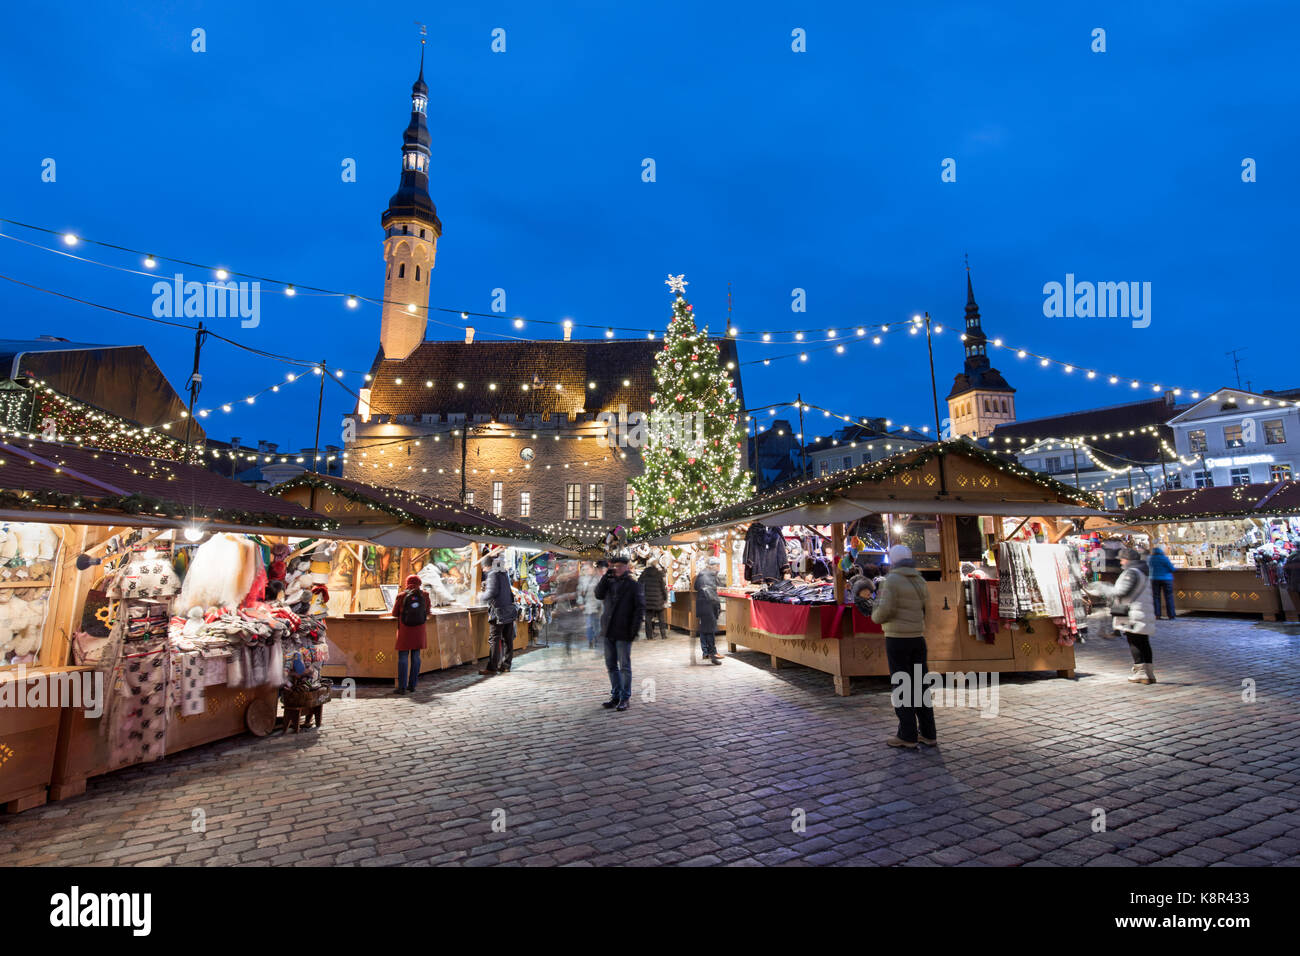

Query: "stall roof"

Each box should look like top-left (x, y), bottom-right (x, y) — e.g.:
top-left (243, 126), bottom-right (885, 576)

top-left (268, 473), bottom-right (572, 553)
top-left (638, 439), bottom-right (1108, 541)
top-left (0, 436), bottom-right (334, 532)
top-left (1119, 481), bottom-right (1300, 524)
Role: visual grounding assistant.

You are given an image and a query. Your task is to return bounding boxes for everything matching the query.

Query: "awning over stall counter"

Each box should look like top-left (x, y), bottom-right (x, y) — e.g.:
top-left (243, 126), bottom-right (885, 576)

top-left (0, 436), bottom-right (336, 534)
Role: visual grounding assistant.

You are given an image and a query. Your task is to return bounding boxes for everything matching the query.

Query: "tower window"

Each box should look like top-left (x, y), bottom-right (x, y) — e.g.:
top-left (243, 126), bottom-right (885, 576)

top-left (420, 229), bottom-right (426, 239)
top-left (398, 264), bottom-right (405, 279)
top-left (413, 94), bottom-right (427, 115)
top-left (415, 266), bottom-right (421, 282)
top-left (403, 225), bottom-right (409, 235)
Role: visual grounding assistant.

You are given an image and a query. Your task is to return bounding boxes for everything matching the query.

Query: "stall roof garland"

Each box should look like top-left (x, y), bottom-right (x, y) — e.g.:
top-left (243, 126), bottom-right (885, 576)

top-left (1118, 480), bottom-right (1300, 523)
top-left (0, 436), bottom-right (335, 530)
top-left (635, 439), bottom-right (1101, 539)
top-left (270, 472), bottom-right (558, 546)
top-left (0, 488), bottom-right (337, 531)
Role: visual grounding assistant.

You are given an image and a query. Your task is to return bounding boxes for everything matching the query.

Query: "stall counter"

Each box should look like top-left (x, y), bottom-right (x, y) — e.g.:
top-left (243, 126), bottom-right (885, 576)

top-left (1172, 568), bottom-right (1284, 620)
top-left (49, 677), bottom-right (279, 802)
top-left (0, 666), bottom-right (83, 812)
top-left (322, 606), bottom-right (530, 680)
top-left (722, 583), bottom-right (1075, 697)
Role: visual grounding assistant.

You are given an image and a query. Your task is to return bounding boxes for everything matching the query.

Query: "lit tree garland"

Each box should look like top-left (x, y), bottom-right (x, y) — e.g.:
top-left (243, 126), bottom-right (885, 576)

top-left (630, 275), bottom-right (753, 531)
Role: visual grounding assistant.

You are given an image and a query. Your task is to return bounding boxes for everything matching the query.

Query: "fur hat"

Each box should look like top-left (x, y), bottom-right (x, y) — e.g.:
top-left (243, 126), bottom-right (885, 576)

top-left (887, 544), bottom-right (913, 565)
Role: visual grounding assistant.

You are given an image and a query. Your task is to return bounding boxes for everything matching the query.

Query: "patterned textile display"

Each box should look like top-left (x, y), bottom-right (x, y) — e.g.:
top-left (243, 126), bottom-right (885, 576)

top-left (963, 577), bottom-right (1001, 643)
top-left (105, 541), bottom-right (180, 600)
top-left (996, 541), bottom-right (1084, 646)
top-left (109, 639), bottom-right (170, 769)
top-left (171, 649), bottom-right (207, 715)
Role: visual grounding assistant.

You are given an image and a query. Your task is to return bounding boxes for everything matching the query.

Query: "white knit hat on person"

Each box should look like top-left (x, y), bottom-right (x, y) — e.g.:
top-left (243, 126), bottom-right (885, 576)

top-left (887, 544), bottom-right (912, 565)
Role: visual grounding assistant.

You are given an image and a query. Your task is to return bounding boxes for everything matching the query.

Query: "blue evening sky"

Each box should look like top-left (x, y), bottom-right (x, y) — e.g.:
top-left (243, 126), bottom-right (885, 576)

top-left (1, 0), bottom-right (1296, 448)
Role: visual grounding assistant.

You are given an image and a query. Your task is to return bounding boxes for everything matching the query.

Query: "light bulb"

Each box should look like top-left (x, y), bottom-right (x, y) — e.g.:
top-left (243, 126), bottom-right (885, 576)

top-left (144, 256), bottom-right (157, 269)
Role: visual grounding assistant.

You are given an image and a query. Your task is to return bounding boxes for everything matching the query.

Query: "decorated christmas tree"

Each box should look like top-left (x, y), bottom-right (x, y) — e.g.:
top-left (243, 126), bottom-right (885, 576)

top-left (630, 275), bottom-right (753, 531)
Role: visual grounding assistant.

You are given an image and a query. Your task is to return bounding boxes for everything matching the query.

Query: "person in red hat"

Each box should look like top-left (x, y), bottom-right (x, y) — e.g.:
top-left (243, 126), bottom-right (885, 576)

top-left (391, 574), bottom-right (429, 694)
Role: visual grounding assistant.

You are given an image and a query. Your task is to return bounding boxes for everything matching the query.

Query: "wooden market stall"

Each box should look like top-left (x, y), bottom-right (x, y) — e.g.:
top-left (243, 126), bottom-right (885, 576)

top-left (1118, 482), bottom-right (1300, 622)
top-left (645, 440), bottom-right (1112, 695)
top-left (0, 437), bottom-right (338, 810)
top-left (270, 474), bottom-right (572, 679)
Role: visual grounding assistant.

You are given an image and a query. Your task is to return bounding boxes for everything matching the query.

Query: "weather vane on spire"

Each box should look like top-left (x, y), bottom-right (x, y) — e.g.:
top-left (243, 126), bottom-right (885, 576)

top-left (665, 274), bottom-right (688, 295)
top-left (415, 21), bottom-right (427, 43)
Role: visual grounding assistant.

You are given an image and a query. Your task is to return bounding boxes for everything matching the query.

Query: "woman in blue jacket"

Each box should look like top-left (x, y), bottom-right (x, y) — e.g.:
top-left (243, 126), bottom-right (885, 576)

top-left (1148, 545), bottom-right (1177, 620)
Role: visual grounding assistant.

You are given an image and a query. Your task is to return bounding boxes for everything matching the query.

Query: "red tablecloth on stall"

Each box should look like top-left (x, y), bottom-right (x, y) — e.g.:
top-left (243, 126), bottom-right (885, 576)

top-left (749, 601), bottom-right (810, 637)
top-left (851, 608), bottom-right (884, 636)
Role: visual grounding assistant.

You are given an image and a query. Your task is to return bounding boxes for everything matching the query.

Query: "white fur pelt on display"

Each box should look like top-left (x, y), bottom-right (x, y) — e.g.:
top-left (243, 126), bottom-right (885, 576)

top-left (176, 534), bottom-right (254, 611)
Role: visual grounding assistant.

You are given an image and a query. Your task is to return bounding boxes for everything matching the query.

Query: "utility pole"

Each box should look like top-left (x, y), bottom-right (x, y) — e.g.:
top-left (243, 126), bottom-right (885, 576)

top-left (311, 360), bottom-right (327, 474)
top-left (923, 311), bottom-right (948, 495)
top-left (1072, 440), bottom-right (1080, 487)
top-left (460, 425), bottom-right (469, 503)
top-left (182, 322), bottom-right (206, 464)
top-left (796, 394), bottom-right (807, 478)
top-left (1226, 348), bottom-right (1246, 388)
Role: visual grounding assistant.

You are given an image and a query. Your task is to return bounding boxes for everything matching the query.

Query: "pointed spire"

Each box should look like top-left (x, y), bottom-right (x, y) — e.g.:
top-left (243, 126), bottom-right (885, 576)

top-left (965, 253), bottom-right (978, 313)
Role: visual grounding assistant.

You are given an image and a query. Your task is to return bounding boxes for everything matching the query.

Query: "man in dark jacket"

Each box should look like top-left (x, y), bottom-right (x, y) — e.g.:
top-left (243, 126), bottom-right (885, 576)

top-left (639, 559), bottom-right (669, 640)
top-left (595, 554), bottom-right (643, 711)
top-left (694, 557), bottom-right (724, 664)
top-left (477, 550), bottom-right (518, 676)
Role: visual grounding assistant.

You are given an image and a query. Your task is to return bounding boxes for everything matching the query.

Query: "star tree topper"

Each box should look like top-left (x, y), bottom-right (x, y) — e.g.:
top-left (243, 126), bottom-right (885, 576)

top-left (665, 274), bottom-right (689, 295)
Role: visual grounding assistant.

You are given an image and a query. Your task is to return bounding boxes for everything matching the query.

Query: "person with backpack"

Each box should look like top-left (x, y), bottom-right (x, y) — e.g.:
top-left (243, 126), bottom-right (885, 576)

top-left (871, 545), bottom-right (935, 749)
top-left (478, 549), bottom-right (518, 676)
top-left (391, 573), bottom-right (429, 694)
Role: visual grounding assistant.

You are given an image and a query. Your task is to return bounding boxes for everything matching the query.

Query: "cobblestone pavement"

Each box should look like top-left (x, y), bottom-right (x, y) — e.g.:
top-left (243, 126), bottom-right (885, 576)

top-left (2, 614), bottom-right (1299, 866)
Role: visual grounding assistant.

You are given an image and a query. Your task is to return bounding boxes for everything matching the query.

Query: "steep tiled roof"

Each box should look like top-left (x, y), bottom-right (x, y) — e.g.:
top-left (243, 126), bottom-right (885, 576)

top-left (988, 396), bottom-right (1181, 464)
top-left (362, 338), bottom-right (743, 422)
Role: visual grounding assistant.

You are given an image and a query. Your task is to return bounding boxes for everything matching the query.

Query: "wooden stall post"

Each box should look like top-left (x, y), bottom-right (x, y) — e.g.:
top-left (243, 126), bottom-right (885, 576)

top-left (832, 522), bottom-right (845, 605)
top-left (938, 514), bottom-right (960, 582)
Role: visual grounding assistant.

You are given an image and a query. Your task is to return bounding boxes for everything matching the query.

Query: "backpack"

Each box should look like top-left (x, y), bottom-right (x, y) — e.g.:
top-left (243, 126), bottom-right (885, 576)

top-left (401, 590), bottom-right (427, 627)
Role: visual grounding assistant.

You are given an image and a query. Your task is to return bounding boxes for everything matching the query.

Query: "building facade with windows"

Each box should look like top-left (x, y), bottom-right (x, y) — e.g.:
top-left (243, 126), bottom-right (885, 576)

top-left (804, 420), bottom-right (930, 478)
top-left (1166, 387), bottom-right (1300, 489)
top-left (989, 395), bottom-right (1183, 510)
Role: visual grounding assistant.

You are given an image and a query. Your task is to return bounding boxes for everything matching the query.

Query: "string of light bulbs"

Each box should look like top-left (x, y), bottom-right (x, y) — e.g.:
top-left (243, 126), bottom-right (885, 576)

top-left (2, 217), bottom-right (939, 347)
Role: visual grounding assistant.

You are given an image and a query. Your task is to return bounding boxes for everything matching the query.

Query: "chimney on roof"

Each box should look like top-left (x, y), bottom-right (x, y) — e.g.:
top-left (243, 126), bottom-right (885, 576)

top-left (465, 327), bottom-right (475, 344)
